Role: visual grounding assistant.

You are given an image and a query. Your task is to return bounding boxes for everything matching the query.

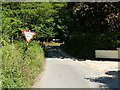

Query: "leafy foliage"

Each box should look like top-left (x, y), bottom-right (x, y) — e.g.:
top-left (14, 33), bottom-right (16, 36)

top-left (2, 2), bottom-right (66, 44)
top-left (61, 2), bottom-right (120, 59)
top-left (2, 2), bottom-right (120, 87)
top-left (2, 41), bottom-right (45, 88)
top-left (2, 2), bottom-right (67, 88)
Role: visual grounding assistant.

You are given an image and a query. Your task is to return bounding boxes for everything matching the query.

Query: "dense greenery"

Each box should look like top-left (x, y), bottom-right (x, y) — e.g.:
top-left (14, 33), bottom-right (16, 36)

top-left (2, 2), bottom-right (66, 88)
top-left (2, 41), bottom-right (45, 88)
top-left (60, 2), bottom-right (120, 59)
top-left (2, 2), bottom-right (62, 88)
top-left (2, 2), bottom-right (120, 87)
top-left (2, 2), bottom-right (66, 44)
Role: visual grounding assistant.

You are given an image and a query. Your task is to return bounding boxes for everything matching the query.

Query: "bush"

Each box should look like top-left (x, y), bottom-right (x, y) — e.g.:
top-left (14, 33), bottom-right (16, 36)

top-left (2, 41), bottom-right (45, 88)
top-left (64, 33), bottom-right (97, 59)
top-left (64, 32), bottom-right (120, 59)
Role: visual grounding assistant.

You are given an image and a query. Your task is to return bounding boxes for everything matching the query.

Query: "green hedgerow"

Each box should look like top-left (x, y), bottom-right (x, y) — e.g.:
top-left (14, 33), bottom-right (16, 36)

top-left (2, 41), bottom-right (45, 88)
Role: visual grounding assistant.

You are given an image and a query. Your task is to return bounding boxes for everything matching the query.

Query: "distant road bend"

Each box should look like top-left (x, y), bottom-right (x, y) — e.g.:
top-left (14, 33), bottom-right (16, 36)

top-left (32, 45), bottom-right (119, 88)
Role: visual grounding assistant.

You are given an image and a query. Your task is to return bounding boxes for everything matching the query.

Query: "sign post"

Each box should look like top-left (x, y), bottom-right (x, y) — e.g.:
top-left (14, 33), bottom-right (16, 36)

top-left (21, 30), bottom-right (36, 59)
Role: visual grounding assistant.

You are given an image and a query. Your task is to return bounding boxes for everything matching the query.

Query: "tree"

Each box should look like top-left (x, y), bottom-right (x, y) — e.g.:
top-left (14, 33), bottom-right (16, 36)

top-left (2, 2), bottom-right (66, 44)
top-left (60, 2), bottom-right (120, 59)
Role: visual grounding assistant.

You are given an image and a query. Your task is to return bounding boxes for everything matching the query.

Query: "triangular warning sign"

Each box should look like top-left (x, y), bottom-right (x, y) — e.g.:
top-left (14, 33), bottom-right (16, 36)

top-left (22, 30), bottom-right (36, 43)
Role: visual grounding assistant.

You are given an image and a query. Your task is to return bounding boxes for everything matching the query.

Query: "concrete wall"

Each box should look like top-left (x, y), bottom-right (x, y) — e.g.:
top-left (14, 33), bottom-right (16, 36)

top-left (118, 48), bottom-right (120, 58)
top-left (95, 50), bottom-right (118, 59)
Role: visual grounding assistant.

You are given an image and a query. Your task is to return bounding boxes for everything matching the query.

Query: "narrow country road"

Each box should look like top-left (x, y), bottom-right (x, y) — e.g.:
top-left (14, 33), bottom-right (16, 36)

top-left (32, 45), bottom-right (119, 89)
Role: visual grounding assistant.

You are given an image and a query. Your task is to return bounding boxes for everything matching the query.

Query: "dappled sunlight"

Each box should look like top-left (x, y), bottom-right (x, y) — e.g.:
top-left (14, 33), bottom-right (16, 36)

top-left (85, 70), bottom-right (120, 89)
top-left (44, 42), bottom-right (85, 61)
top-left (45, 45), bottom-right (74, 59)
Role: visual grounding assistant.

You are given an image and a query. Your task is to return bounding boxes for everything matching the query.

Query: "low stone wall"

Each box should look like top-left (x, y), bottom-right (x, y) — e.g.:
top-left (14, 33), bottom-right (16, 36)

top-left (95, 48), bottom-right (120, 59)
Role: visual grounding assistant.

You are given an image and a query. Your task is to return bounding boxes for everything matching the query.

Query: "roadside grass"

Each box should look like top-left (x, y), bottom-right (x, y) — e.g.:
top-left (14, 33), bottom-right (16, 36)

top-left (0, 47), bottom-right (2, 89)
top-left (2, 41), bottom-right (45, 88)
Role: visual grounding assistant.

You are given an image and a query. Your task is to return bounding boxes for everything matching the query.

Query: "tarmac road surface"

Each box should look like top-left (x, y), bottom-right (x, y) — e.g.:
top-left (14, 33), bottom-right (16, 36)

top-left (32, 46), bottom-right (119, 89)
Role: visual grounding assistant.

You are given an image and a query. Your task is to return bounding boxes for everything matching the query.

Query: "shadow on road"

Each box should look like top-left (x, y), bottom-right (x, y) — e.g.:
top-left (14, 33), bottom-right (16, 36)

top-left (45, 45), bottom-right (84, 61)
top-left (45, 46), bottom-right (73, 59)
top-left (85, 70), bottom-right (120, 90)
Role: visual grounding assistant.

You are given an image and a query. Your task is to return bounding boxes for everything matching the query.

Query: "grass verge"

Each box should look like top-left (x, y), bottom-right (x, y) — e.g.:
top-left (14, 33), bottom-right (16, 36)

top-left (2, 41), bottom-right (45, 88)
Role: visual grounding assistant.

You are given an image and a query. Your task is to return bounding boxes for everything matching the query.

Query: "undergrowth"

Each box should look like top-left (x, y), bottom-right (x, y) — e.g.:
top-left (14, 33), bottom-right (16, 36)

top-left (2, 41), bottom-right (45, 88)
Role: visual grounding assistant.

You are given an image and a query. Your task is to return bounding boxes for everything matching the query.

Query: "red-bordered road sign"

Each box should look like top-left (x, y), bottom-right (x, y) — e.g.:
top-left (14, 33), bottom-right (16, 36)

top-left (21, 30), bottom-right (36, 43)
